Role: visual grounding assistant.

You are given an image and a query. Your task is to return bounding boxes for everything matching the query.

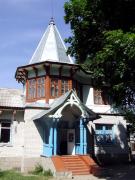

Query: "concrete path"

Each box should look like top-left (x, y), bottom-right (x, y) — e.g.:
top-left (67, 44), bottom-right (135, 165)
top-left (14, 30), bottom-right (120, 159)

top-left (51, 163), bottom-right (135, 180)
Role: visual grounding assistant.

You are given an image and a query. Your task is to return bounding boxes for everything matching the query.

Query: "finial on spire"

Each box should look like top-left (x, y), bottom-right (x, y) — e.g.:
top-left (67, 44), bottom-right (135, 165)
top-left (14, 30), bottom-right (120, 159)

top-left (49, 17), bottom-right (55, 25)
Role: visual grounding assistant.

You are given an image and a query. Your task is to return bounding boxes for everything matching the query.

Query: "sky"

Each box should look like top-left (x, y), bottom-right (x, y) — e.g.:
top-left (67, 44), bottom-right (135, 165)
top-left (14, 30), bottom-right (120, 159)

top-left (0, 0), bottom-right (71, 89)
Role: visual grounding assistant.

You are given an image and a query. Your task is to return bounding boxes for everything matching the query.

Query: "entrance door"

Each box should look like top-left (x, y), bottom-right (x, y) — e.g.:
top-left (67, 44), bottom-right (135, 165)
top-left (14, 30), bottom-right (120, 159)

top-left (67, 129), bottom-right (75, 155)
top-left (59, 129), bottom-right (67, 155)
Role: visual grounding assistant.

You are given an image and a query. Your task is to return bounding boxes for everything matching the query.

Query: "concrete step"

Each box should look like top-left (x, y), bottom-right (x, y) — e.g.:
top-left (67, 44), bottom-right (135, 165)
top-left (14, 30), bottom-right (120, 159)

top-left (52, 155), bottom-right (100, 176)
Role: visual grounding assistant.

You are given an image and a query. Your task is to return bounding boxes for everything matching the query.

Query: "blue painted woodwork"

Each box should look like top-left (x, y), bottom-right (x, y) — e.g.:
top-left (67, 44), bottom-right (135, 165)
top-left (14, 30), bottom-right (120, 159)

top-left (80, 118), bottom-right (84, 154)
top-left (42, 117), bottom-right (88, 157)
top-left (75, 143), bottom-right (81, 154)
top-left (83, 120), bottom-right (87, 154)
top-left (75, 118), bottom-right (87, 155)
top-left (43, 121), bottom-right (54, 157)
top-left (95, 124), bottom-right (114, 145)
top-left (53, 119), bottom-right (57, 155)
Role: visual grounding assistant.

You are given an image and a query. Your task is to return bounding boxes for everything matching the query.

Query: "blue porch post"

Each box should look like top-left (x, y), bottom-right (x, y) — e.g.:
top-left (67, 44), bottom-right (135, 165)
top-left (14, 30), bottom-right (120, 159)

top-left (53, 118), bottom-right (58, 156)
top-left (79, 117), bottom-right (87, 155)
top-left (49, 125), bottom-right (53, 156)
top-left (83, 118), bottom-right (87, 154)
top-left (43, 121), bottom-right (54, 157)
top-left (80, 118), bottom-right (84, 154)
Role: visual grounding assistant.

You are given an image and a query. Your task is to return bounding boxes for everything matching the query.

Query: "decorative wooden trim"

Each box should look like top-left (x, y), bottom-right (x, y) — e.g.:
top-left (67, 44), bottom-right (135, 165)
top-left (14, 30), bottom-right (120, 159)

top-left (59, 66), bottom-right (62, 77)
top-left (58, 79), bottom-right (62, 96)
top-left (26, 79), bottom-right (28, 101)
top-left (45, 65), bottom-right (50, 103)
top-left (69, 79), bottom-right (73, 90)
top-left (0, 106), bottom-right (24, 110)
top-left (27, 75), bottom-right (45, 80)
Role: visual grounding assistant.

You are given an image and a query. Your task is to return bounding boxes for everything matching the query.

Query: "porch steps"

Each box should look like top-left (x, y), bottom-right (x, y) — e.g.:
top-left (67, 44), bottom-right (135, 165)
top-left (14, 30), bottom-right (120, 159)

top-left (52, 155), bottom-right (100, 176)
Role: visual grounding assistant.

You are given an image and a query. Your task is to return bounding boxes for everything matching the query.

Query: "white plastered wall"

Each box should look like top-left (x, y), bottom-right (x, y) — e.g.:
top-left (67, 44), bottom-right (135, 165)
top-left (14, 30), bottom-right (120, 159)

top-left (23, 109), bottom-right (44, 157)
top-left (93, 115), bottom-right (129, 155)
top-left (83, 85), bottom-right (113, 113)
top-left (0, 110), bottom-right (24, 157)
top-left (83, 85), bottom-right (128, 155)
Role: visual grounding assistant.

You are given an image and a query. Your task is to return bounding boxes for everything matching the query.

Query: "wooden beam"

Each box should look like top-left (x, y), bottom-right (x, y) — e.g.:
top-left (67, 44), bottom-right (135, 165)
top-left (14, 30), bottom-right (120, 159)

top-left (32, 67), bottom-right (38, 76)
top-left (45, 65), bottom-right (50, 103)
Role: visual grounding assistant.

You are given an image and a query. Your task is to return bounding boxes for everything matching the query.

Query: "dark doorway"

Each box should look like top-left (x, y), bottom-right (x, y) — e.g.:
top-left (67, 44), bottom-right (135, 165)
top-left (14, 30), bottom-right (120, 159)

top-left (59, 129), bottom-right (67, 155)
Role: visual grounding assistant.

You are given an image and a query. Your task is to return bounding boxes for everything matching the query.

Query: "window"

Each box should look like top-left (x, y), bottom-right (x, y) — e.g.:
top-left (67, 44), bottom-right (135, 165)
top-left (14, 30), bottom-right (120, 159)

top-left (27, 77), bottom-right (72, 100)
top-left (51, 79), bottom-right (58, 97)
top-left (61, 80), bottom-right (69, 94)
top-left (37, 77), bottom-right (45, 98)
top-left (28, 79), bottom-right (36, 99)
top-left (0, 121), bottom-right (11, 143)
top-left (94, 89), bottom-right (110, 105)
top-left (27, 77), bottom-right (45, 100)
top-left (94, 89), bottom-right (103, 104)
top-left (95, 124), bottom-right (114, 145)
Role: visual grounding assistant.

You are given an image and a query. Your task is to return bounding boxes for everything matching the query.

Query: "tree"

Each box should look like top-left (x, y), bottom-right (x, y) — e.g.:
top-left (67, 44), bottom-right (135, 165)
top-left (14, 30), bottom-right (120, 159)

top-left (64, 0), bottom-right (135, 114)
top-left (64, 0), bottom-right (135, 62)
top-left (89, 30), bottom-right (135, 109)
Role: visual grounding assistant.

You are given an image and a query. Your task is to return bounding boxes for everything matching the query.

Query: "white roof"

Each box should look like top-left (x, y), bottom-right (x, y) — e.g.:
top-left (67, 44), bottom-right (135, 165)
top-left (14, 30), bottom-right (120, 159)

top-left (29, 18), bottom-right (73, 64)
top-left (0, 88), bottom-right (24, 108)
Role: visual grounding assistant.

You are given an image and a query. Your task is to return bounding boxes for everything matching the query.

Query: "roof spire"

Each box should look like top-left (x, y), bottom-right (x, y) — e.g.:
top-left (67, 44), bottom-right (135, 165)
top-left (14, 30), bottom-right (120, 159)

top-left (49, 17), bottom-right (55, 25)
top-left (29, 18), bottom-right (74, 64)
top-left (50, 0), bottom-right (54, 23)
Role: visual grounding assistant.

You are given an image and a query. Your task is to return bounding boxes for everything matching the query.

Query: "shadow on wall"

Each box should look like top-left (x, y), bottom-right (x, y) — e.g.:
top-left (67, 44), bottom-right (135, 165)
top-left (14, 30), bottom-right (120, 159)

top-left (94, 122), bottom-right (130, 166)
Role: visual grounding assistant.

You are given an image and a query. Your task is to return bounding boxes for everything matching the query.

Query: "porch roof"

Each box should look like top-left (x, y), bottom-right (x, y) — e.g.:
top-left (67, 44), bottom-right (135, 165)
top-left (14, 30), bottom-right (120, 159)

top-left (31, 90), bottom-right (97, 121)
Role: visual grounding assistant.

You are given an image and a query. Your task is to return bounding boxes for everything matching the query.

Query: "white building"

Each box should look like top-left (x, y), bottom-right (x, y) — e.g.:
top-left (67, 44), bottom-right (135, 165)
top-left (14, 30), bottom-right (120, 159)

top-left (0, 19), bottom-right (129, 175)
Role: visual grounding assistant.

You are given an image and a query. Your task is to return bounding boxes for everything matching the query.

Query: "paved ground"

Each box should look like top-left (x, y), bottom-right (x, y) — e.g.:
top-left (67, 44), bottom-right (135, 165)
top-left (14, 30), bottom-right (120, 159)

top-left (51, 163), bottom-right (135, 180)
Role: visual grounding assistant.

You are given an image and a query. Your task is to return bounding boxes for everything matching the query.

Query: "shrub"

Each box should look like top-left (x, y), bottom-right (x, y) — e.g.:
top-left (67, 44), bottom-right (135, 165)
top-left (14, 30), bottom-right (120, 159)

top-left (32, 164), bottom-right (53, 177)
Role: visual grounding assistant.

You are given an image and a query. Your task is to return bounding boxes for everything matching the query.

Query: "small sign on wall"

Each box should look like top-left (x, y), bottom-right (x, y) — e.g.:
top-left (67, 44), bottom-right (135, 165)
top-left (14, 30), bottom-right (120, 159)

top-left (68, 133), bottom-right (74, 142)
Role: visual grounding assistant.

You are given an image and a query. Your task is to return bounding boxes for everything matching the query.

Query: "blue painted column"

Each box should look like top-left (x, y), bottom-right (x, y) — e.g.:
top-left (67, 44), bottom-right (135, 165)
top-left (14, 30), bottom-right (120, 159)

top-left (83, 118), bottom-right (87, 154)
top-left (80, 118), bottom-right (84, 154)
top-left (53, 118), bottom-right (58, 156)
top-left (49, 125), bottom-right (53, 156)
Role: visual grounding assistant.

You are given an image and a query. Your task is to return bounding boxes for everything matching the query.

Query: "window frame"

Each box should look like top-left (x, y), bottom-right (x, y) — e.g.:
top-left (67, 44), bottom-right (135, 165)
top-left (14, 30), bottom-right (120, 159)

top-left (27, 78), bottom-right (37, 101)
top-left (94, 89), bottom-right (110, 105)
top-left (50, 78), bottom-right (59, 98)
top-left (26, 76), bottom-right (46, 102)
top-left (37, 77), bottom-right (45, 99)
top-left (0, 120), bottom-right (12, 145)
top-left (95, 124), bottom-right (115, 145)
top-left (26, 75), bottom-right (72, 101)
top-left (50, 77), bottom-right (71, 99)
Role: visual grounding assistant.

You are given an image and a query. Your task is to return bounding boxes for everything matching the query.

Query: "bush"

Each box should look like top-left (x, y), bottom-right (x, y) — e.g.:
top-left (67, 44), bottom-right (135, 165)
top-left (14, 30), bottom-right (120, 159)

top-left (43, 169), bottom-right (53, 176)
top-left (32, 164), bottom-right (53, 177)
top-left (33, 164), bottom-right (43, 175)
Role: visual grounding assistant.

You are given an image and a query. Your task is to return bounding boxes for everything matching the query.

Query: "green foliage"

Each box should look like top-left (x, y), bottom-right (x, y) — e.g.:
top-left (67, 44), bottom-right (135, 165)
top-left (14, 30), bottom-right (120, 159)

top-left (64, 0), bottom-right (135, 116)
top-left (0, 170), bottom-right (48, 180)
top-left (125, 111), bottom-right (135, 132)
top-left (43, 169), bottom-right (53, 177)
top-left (31, 164), bottom-right (53, 177)
top-left (88, 30), bottom-right (135, 108)
top-left (32, 164), bottom-right (43, 175)
top-left (64, 0), bottom-right (135, 62)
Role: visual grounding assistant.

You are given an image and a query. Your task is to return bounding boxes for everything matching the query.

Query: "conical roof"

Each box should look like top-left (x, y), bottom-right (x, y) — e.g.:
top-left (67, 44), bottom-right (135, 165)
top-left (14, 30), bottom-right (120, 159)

top-left (29, 18), bottom-right (73, 64)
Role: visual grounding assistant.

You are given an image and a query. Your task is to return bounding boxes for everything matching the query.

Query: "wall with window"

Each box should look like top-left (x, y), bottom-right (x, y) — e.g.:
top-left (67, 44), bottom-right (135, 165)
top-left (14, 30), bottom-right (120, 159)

top-left (82, 86), bottom-right (113, 113)
top-left (0, 110), bottom-right (24, 157)
top-left (93, 115), bottom-right (129, 162)
top-left (95, 124), bottom-right (114, 145)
